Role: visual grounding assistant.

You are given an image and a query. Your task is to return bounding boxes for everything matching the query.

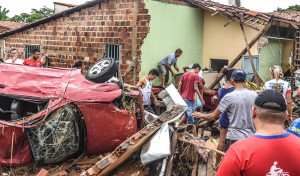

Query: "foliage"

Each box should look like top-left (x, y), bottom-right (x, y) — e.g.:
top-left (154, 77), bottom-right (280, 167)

top-left (276, 5), bottom-right (300, 12)
top-left (0, 6), bottom-right (9, 21)
top-left (9, 6), bottom-right (54, 23)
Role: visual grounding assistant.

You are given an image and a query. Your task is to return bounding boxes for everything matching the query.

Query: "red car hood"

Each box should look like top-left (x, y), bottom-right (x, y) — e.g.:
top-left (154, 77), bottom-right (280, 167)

top-left (0, 64), bottom-right (121, 102)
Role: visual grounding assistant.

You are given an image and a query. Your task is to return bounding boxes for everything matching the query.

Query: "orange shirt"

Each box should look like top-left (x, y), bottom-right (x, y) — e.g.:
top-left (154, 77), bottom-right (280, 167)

top-left (23, 58), bottom-right (43, 67)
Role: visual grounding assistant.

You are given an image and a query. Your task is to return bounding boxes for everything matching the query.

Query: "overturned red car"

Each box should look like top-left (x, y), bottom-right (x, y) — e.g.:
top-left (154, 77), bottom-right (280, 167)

top-left (0, 59), bottom-right (137, 166)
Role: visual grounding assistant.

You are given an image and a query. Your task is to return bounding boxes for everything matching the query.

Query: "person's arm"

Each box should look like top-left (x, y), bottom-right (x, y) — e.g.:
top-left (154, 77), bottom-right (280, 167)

top-left (178, 81), bottom-right (182, 94)
top-left (124, 83), bottom-right (135, 90)
top-left (183, 66), bottom-right (190, 73)
top-left (194, 94), bottom-right (197, 107)
top-left (166, 62), bottom-right (175, 77)
top-left (135, 78), bottom-right (145, 89)
top-left (194, 83), bottom-right (205, 106)
top-left (286, 92), bottom-right (293, 121)
top-left (174, 64), bottom-right (179, 72)
top-left (151, 91), bottom-right (158, 106)
top-left (191, 108), bottom-right (221, 121)
top-left (202, 78), bottom-right (205, 85)
top-left (297, 87), bottom-right (300, 97)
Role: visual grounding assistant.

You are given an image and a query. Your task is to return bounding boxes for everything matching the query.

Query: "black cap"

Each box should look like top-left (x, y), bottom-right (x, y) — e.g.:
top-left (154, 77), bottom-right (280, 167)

top-left (254, 89), bottom-right (287, 111)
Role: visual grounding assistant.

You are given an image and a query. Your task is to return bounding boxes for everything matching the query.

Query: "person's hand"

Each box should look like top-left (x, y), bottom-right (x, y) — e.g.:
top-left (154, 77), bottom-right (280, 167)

top-left (154, 99), bottom-right (159, 106)
top-left (175, 67), bottom-right (179, 72)
top-left (200, 98), bottom-right (205, 106)
top-left (12, 55), bottom-right (18, 63)
top-left (171, 72), bottom-right (175, 77)
top-left (191, 112), bottom-right (202, 118)
top-left (290, 115), bottom-right (295, 122)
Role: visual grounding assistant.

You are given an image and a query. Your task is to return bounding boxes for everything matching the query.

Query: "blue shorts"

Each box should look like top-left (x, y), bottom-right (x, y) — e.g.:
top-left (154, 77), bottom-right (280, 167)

top-left (184, 99), bottom-right (195, 124)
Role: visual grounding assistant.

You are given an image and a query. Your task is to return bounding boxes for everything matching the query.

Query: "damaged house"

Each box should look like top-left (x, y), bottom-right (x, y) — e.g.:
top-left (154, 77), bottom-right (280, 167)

top-left (0, 0), bottom-right (299, 86)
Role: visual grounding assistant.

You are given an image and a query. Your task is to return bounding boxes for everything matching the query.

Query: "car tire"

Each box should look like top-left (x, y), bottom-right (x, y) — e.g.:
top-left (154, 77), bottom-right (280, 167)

top-left (85, 58), bottom-right (118, 83)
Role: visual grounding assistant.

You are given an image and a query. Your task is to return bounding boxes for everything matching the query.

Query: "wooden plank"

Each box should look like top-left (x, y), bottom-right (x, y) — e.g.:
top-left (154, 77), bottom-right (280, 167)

top-left (198, 160), bottom-right (207, 176)
top-left (291, 30), bottom-right (298, 89)
top-left (178, 138), bottom-right (225, 156)
top-left (191, 156), bottom-right (198, 176)
top-left (209, 22), bottom-right (272, 89)
top-left (240, 23), bottom-right (260, 88)
top-left (165, 131), bottom-right (178, 176)
top-left (206, 152), bottom-right (215, 176)
top-left (82, 106), bottom-right (184, 176)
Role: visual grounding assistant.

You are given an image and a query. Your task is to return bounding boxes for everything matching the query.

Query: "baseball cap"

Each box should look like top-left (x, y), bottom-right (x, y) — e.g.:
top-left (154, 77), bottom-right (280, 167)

top-left (231, 69), bottom-right (246, 79)
top-left (254, 89), bottom-right (287, 111)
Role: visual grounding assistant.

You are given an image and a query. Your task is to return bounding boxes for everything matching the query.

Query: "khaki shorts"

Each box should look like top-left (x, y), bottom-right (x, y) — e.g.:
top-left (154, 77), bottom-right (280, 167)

top-left (158, 64), bottom-right (167, 76)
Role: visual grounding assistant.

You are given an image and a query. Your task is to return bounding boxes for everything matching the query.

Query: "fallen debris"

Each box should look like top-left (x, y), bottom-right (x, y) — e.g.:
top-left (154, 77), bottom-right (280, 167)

top-left (83, 105), bottom-right (185, 176)
top-left (36, 168), bottom-right (50, 176)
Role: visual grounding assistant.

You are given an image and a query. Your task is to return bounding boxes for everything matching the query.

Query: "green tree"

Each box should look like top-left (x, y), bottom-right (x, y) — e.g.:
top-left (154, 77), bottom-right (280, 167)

top-left (9, 6), bottom-right (54, 23)
top-left (276, 5), bottom-right (300, 12)
top-left (0, 6), bottom-right (9, 21)
top-left (31, 6), bottom-right (54, 18)
top-left (9, 13), bottom-right (30, 23)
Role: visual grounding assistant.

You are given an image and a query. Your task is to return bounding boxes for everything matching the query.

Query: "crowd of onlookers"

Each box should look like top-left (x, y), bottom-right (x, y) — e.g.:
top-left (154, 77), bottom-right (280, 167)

top-left (0, 48), bottom-right (83, 69)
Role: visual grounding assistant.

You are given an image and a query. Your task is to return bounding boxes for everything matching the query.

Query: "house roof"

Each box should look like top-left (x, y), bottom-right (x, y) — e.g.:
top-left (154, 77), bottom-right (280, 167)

top-left (54, 2), bottom-right (77, 7)
top-left (187, 0), bottom-right (299, 30)
top-left (0, 0), bottom-right (299, 38)
top-left (0, 21), bottom-right (27, 30)
top-left (270, 11), bottom-right (300, 23)
top-left (0, 0), bottom-right (103, 38)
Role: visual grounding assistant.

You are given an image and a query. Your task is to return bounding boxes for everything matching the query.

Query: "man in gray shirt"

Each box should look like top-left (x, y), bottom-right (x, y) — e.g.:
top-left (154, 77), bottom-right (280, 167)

top-left (192, 69), bottom-right (257, 151)
top-left (158, 49), bottom-right (182, 88)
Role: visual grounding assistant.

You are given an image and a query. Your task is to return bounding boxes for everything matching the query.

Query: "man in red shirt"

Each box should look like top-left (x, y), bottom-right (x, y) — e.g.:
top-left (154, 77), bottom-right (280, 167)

top-left (178, 64), bottom-right (204, 126)
top-left (217, 89), bottom-right (300, 176)
top-left (23, 48), bottom-right (43, 67)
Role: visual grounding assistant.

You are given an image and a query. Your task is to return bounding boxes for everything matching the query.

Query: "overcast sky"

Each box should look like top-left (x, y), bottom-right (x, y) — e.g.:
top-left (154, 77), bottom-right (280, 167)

top-left (0, 0), bottom-right (299, 17)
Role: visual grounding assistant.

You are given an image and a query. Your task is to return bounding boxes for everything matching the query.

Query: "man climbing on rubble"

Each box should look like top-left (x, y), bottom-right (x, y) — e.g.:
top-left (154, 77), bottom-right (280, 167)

top-left (192, 69), bottom-right (257, 151)
top-left (134, 69), bottom-right (160, 114)
top-left (178, 64), bottom-right (205, 135)
top-left (217, 89), bottom-right (300, 176)
top-left (158, 49), bottom-right (182, 88)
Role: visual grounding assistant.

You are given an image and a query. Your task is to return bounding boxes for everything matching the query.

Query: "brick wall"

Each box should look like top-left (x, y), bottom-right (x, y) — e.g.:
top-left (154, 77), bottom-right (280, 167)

top-left (2, 0), bottom-right (150, 84)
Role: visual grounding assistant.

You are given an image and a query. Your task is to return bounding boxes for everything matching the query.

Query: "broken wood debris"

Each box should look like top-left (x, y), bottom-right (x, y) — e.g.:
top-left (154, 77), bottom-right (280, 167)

top-left (82, 106), bottom-right (184, 176)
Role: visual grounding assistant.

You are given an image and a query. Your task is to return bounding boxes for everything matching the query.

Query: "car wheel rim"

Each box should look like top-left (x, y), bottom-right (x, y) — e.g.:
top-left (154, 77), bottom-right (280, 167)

top-left (89, 60), bottom-right (111, 76)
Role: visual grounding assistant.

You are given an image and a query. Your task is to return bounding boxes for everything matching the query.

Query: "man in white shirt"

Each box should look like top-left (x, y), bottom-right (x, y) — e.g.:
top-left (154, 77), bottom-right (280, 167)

top-left (5, 49), bottom-right (23, 64)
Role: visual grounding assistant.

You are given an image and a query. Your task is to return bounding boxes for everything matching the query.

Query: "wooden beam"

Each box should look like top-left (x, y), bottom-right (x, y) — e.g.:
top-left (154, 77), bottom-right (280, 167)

top-left (165, 131), bottom-right (178, 176)
top-left (291, 30), bottom-right (297, 90)
top-left (178, 138), bottom-right (225, 155)
top-left (240, 23), bottom-right (260, 88)
top-left (273, 18), bottom-right (300, 29)
top-left (224, 19), bottom-right (233, 27)
top-left (209, 22), bottom-right (272, 89)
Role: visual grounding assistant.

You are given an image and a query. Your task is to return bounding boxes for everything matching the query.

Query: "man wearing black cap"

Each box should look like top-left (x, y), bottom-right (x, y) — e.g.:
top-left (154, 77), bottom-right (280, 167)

top-left (217, 89), bottom-right (300, 176)
top-left (192, 69), bottom-right (257, 151)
